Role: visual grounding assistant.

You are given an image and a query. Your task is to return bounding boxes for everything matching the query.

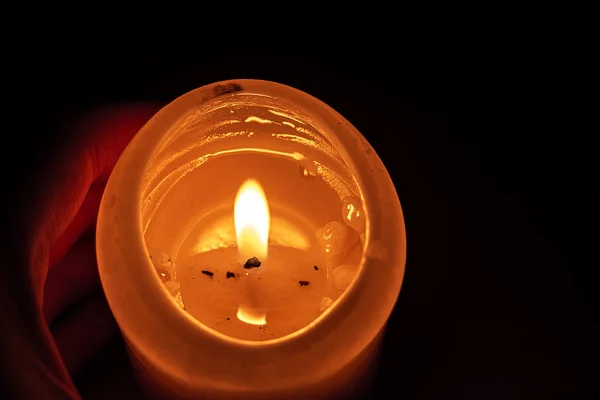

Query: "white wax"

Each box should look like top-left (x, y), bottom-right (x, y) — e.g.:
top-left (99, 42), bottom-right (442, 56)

top-left (177, 245), bottom-right (328, 341)
top-left (174, 206), bottom-right (339, 340)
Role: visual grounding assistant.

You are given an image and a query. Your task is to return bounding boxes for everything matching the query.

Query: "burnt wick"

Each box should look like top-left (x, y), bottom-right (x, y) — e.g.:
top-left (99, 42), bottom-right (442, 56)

top-left (244, 257), bottom-right (262, 269)
top-left (299, 280), bottom-right (310, 287)
top-left (313, 265), bottom-right (319, 271)
top-left (226, 271), bottom-right (236, 279)
top-left (201, 270), bottom-right (214, 278)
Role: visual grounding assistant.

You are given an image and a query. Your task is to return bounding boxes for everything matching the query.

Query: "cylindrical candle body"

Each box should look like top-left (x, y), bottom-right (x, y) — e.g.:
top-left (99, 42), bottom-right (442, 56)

top-left (96, 80), bottom-right (406, 399)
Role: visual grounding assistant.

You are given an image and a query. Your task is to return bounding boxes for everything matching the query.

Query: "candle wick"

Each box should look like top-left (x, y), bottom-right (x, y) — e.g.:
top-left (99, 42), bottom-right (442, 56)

top-left (240, 257), bottom-right (263, 316)
top-left (243, 257), bottom-right (262, 269)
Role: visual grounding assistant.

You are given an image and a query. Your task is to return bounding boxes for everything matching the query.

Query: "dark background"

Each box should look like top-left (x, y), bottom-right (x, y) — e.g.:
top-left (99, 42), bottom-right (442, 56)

top-left (7, 34), bottom-right (598, 399)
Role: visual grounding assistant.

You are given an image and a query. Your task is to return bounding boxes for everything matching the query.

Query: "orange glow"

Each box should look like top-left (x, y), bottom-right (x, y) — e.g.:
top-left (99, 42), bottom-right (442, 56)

top-left (236, 306), bottom-right (267, 326)
top-left (234, 179), bottom-right (270, 262)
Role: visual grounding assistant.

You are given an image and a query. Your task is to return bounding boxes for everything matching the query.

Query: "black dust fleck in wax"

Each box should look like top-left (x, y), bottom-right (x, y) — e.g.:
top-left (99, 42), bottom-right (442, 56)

top-left (201, 270), bottom-right (214, 278)
top-left (226, 271), bottom-right (236, 279)
top-left (299, 280), bottom-right (310, 287)
top-left (313, 265), bottom-right (319, 271)
top-left (213, 82), bottom-right (243, 97)
top-left (244, 257), bottom-right (261, 269)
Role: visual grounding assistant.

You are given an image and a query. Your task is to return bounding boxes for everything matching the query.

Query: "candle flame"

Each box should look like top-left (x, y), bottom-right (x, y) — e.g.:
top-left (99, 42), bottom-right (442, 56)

top-left (236, 306), bottom-right (267, 326)
top-left (234, 179), bottom-right (270, 262)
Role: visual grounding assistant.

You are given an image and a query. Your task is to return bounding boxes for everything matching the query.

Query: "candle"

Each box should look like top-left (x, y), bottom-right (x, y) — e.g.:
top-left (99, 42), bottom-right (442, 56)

top-left (96, 80), bottom-right (406, 399)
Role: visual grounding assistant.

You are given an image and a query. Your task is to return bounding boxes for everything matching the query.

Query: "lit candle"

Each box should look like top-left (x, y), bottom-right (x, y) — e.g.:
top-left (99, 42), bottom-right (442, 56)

top-left (97, 80), bottom-right (406, 399)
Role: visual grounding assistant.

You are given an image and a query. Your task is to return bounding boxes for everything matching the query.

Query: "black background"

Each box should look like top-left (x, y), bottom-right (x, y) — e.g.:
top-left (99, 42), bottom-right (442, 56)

top-left (6, 33), bottom-right (598, 399)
